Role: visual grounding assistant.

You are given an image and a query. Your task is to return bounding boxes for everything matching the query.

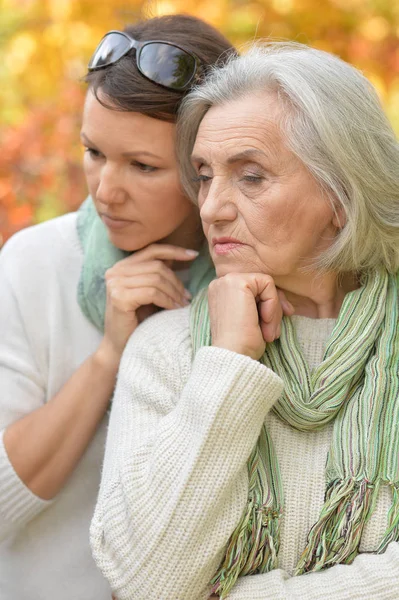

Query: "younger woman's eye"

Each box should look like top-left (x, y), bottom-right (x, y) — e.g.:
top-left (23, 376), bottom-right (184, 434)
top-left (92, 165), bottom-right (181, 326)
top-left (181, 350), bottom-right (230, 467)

top-left (85, 147), bottom-right (102, 159)
top-left (132, 161), bottom-right (157, 173)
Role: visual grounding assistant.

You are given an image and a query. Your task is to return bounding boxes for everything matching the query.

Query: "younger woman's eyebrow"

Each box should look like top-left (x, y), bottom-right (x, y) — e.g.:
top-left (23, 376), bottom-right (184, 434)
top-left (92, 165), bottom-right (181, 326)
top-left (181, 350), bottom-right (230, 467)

top-left (80, 132), bottom-right (95, 146)
top-left (121, 150), bottom-right (163, 160)
top-left (80, 132), bottom-right (162, 160)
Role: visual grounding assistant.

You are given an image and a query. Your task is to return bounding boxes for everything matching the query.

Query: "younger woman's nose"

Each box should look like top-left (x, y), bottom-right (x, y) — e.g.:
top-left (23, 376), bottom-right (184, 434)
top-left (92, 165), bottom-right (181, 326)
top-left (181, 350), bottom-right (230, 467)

top-left (95, 166), bottom-right (127, 206)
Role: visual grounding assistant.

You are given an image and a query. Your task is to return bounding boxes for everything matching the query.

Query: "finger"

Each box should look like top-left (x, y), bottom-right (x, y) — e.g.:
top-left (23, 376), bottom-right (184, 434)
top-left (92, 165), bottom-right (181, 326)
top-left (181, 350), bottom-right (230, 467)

top-left (118, 244), bottom-right (199, 267)
top-left (121, 270), bottom-right (191, 301)
top-left (277, 288), bottom-right (295, 316)
top-left (109, 286), bottom-right (185, 314)
top-left (106, 260), bottom-right (189, 296)
top-left (248, 275), bottom-right (282, 342)
top-left (107, 274), bottom-right (190, 308)
top-left (258, 292), bottom-right (280, 325)
top-left (259, 313), bottom-right (280, 343)
top-left (106, 260), bottom-right (194, 306)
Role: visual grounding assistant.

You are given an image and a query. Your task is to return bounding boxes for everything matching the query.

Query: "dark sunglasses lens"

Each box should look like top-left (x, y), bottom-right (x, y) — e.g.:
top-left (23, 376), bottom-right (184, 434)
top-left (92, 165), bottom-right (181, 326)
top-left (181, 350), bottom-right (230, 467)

top-left (89, 33), bottom-right (131, 69)
top-left (139, 43), bottom-right (196, 90)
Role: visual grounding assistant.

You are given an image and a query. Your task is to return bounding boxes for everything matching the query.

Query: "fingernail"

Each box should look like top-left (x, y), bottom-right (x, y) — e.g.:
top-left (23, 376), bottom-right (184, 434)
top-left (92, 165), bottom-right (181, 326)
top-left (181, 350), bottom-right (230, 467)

top-left (184, 289), bottom-right (192, 299)
top-left (185, 249), bottom-right (199, 257)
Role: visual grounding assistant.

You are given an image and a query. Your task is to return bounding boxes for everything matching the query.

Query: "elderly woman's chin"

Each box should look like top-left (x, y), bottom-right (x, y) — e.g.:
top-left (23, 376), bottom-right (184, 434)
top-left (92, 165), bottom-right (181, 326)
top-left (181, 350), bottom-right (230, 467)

top-left (210, 246), bottom-right (255, 278)
top-left (208, 237), bottom-right (327, 282)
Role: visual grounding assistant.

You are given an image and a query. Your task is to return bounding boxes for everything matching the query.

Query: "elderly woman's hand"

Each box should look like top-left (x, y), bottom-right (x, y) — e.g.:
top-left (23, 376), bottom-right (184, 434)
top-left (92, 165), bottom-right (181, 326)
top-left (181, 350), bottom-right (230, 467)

top-left (208, 272), bottom-right (294, 360)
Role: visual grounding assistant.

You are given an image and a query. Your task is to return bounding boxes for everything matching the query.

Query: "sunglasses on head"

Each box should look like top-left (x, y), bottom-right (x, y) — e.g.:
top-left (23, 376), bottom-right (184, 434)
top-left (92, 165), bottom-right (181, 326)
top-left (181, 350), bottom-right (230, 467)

top-left (88, 30), bottom-right (202, 91)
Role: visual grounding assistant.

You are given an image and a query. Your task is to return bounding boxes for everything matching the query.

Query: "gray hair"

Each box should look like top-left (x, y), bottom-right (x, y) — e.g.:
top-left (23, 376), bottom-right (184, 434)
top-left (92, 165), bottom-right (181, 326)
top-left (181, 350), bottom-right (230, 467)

top-left (177, 42), bottom-right (399, 274)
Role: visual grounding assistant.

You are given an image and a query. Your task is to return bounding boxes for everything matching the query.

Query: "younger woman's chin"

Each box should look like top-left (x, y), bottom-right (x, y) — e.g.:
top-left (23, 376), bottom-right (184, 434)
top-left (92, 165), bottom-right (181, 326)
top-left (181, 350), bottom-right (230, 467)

top-left (104, 229), bottom-right (149, 253)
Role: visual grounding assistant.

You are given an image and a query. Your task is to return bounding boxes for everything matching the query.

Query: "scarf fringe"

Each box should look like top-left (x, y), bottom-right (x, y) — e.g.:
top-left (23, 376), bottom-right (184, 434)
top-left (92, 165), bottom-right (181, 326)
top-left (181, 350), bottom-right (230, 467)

top-left (377, 484), bottom-right (399, 553)
top-left (211, 503), bottom-right (280, 599)
top-left (295, 479), bottom-right (375, 575)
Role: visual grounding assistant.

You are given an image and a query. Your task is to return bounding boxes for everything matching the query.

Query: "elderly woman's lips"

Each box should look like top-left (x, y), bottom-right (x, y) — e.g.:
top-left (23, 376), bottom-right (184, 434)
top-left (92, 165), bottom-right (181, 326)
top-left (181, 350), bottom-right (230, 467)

top-left (212, 238), bottom-right (245, 255)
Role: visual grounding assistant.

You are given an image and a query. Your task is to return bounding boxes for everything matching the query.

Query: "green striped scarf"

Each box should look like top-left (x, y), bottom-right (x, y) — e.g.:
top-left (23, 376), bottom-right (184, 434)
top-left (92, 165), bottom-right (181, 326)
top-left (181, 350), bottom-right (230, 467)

top-left (190, 269), bottom-right (399, 598)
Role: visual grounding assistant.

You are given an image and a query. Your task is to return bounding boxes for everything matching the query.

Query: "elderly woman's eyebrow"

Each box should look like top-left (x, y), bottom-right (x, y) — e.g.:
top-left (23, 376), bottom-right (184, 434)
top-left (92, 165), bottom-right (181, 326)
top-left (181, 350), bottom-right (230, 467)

top-left (227, 149), bottom-right (269, 164)
top-left (191, 148), bottom-right (268, 165)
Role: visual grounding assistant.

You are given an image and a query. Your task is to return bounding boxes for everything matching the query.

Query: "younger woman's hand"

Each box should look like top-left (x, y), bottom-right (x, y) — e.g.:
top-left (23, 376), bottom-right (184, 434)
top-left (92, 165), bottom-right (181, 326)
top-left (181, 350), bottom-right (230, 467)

top-left (99, 244), bottom-right (198, 365)
top-left (208, 272), bottom-right (294, 360)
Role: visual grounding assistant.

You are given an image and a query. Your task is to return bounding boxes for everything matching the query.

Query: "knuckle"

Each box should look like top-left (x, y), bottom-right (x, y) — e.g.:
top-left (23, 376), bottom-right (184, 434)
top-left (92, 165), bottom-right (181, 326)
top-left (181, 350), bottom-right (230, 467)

top-left (208, 280), bottom-right (218, 293)
top-left (223, 273), bottom-right (236, 284)
top-left (149, 288), bottom-right (158, 300)
top-left (219, 273), bottom-right (237, 287)
top-left (109, 286), bottom-right (122, 302)
top-left (107, 276), bottom-right (123, 291)
top-left (154, 272), bottom-right (164, 285)
top-left (154, 260), bottom-right (166, 273)
top-left (265, 275), bottom-right (276, 289)
top-left (105, 267), bottom-right (116, 280)
top-left (106, 278), bottom-right (116, 292)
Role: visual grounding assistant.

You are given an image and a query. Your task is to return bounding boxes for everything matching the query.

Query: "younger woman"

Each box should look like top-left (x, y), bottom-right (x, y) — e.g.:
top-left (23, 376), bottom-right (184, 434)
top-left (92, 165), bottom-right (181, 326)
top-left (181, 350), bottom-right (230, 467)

top-left (0, 15), bottom-right (234, 600)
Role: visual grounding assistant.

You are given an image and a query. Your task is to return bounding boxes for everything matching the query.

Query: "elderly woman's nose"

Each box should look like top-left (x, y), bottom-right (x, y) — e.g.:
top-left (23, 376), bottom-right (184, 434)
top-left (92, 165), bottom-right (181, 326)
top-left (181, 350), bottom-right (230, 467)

top-left (96, 164), bottom-right (126, 206)
top-left (199, 180), bottom-right (237, 224)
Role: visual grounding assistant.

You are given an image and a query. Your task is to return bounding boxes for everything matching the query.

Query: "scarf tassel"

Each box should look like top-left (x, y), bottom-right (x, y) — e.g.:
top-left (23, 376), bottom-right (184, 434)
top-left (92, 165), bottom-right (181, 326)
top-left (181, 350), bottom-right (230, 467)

top-left (211, 503), bottom-right (280, 599)
top-left (377, 483), bottom-right (399, 553)
top-left (295, 478), bottom-right (375, 575)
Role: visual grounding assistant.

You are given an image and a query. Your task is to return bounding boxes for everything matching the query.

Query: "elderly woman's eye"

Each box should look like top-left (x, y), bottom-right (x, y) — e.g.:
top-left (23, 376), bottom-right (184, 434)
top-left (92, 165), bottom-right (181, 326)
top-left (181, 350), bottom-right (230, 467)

top-left (192, 174), bottom-right (212, 183)
top-left (242, 173), bottom-right (263, 183)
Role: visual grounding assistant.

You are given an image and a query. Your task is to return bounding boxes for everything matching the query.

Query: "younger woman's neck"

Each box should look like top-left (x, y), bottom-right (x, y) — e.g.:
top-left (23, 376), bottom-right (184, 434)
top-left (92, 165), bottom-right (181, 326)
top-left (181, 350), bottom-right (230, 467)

top-left (276, 271), bottom-right (359, 319)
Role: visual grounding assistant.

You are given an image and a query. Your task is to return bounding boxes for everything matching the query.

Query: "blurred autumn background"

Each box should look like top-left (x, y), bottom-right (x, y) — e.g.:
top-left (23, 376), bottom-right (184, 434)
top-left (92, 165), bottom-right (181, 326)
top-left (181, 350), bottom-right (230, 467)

top-left (1, 0), bottom-right (399, 246)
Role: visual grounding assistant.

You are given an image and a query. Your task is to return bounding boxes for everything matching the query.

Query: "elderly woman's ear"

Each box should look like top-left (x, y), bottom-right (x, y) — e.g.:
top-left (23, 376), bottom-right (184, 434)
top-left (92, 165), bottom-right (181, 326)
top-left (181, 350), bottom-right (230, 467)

top-left (331, 201), bottom-right (347, 230)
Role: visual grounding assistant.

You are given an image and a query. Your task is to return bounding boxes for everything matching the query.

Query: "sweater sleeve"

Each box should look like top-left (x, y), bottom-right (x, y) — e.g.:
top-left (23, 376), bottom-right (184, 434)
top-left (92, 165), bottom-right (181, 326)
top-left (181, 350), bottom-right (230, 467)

top-left (0, 239), bottom-right (52, 541)
top-left (90, 309), bottom-right (284, 600)
top-left (225, 542), bottom-right (399, 599)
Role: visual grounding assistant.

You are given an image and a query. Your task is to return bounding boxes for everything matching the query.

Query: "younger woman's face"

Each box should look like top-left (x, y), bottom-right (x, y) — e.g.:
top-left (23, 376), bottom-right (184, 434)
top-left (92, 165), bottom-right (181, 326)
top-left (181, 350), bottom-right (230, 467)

top-left (81, 91), bottom-right (200, 252)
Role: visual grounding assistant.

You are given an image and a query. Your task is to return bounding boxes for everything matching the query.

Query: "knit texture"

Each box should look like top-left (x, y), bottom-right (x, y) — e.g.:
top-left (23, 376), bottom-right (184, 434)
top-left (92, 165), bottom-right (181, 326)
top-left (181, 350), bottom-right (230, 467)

top-left (91, 305), bottom-right (398, 600)
top-left (190, 272), bottom-right (399, 597)
top-left (0, 214), bottom-right (111, 600)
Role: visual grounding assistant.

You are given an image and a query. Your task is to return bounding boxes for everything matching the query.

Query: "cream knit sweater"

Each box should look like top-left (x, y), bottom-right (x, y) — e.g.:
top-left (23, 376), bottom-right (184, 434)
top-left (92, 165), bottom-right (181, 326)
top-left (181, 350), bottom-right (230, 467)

top-left (0, 214), bottom-right (111, 600)
top-left (91, 307), bottom-right (399, 600)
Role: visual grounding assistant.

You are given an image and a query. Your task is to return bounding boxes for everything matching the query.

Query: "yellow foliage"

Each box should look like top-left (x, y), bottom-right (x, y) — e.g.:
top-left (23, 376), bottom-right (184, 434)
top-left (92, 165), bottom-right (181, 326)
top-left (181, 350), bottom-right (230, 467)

top-left (1, 0), bottom-right (398, 242)
top-left (5, 33), bottom-right (37, 74)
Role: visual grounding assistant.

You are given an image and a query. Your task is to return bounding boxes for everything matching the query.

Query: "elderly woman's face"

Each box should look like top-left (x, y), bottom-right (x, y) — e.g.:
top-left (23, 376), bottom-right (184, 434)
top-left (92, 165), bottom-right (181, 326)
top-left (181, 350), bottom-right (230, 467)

top-left (191, 93), bottom-right (340, 281)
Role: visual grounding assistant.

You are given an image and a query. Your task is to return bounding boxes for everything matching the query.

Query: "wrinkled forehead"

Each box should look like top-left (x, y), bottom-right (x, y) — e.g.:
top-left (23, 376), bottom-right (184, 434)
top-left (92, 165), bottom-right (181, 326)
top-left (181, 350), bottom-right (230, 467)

top-left (192, 93), bottom-right (285, 165)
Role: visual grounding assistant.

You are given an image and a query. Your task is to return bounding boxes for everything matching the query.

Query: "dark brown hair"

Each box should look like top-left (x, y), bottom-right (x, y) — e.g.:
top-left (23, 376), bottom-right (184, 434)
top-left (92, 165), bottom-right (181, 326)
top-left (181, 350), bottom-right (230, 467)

top-left (85, 14), bottom-right (236, 122)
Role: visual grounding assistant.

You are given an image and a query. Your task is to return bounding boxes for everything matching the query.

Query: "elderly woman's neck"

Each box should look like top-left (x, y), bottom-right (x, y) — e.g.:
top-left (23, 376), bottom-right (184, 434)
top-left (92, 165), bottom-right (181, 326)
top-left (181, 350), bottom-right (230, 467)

top-left (277, 271), bottom-right (359, 319)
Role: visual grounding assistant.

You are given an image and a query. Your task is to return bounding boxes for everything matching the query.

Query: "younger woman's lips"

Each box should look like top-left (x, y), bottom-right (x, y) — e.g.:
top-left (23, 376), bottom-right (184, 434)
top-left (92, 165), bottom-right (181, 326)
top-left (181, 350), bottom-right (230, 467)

top-left (101, 214), bottom-right (133, 230)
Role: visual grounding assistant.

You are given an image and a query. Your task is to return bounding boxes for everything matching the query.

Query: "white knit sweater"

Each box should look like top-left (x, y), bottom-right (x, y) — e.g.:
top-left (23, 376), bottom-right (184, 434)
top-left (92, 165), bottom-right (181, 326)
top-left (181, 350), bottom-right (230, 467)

top-left (91, 306), bottom-right (399, 600)
top-left (0, 214), bottom-right (112, 599)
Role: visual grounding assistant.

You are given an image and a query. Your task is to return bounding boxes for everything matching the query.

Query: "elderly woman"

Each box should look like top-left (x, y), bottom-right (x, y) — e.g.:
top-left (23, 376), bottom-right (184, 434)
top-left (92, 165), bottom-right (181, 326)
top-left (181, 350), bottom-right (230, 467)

top-left (91, 43), bottom-right (399, 600)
